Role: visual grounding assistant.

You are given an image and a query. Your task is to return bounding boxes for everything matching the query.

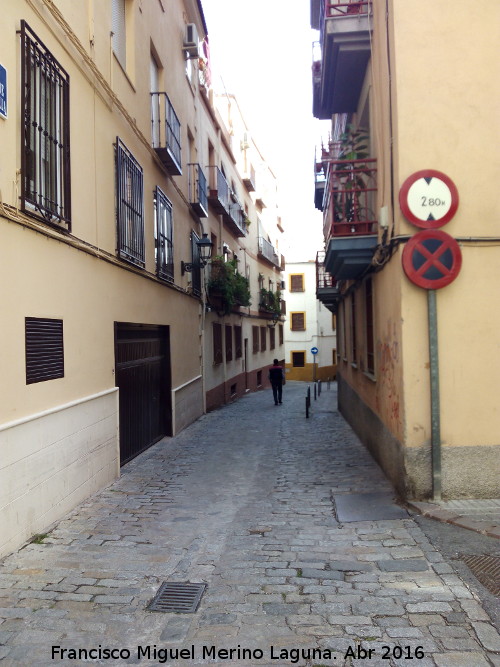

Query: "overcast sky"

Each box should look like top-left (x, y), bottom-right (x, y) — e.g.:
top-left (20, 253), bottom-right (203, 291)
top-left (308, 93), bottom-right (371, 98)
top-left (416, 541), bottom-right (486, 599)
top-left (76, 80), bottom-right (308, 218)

top-left (201, 0), bottom-right (329, 261)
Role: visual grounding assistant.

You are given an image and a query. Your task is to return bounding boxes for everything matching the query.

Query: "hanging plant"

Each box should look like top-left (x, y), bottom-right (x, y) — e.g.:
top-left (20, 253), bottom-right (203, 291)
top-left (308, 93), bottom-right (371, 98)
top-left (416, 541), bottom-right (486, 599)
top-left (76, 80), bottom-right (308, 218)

top-left (207, 256), bottom-right (251, 315)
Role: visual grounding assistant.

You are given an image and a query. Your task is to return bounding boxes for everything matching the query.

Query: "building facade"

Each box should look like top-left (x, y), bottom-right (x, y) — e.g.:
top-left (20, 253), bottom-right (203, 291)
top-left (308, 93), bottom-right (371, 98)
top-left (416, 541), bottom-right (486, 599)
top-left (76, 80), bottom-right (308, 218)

top-left (312, 0), bottom-right (500, 499)
top-left (0, 0), bottom-right (283, 558)
top-left (284, 260), bottom-right (337, 382)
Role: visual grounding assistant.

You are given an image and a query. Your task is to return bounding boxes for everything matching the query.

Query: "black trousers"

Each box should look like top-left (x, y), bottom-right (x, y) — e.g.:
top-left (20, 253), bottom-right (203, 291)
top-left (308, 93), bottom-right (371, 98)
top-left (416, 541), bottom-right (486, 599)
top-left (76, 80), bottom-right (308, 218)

top-left (271, 383), bottom-right (282, 404)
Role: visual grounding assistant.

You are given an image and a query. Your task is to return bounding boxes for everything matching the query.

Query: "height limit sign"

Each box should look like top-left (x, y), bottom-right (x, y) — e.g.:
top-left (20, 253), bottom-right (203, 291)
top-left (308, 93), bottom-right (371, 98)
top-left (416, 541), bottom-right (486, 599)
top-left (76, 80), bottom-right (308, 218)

top-left (399, 169), bottom-right (459, 229)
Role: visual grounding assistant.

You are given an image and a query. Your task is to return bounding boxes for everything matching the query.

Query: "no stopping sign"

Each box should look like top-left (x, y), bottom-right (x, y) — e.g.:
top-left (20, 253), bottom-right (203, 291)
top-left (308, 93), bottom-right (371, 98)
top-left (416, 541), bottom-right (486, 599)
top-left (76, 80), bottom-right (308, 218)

top-left (402, 230), bottom-right (462, 289)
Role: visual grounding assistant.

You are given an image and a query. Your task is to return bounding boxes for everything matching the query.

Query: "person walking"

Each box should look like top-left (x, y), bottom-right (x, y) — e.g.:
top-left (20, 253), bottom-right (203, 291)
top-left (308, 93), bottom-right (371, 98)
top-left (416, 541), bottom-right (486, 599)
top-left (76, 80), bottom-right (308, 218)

top-left (268, 358), bottom-right (285, 405)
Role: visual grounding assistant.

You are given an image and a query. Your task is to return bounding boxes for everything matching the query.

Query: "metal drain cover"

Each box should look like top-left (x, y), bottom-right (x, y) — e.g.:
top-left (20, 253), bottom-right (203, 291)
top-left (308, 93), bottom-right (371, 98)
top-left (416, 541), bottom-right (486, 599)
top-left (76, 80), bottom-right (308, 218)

top-left (461, 555), bottom-right (500, 596)
top-left (148, 582), bottom-right (206, 613)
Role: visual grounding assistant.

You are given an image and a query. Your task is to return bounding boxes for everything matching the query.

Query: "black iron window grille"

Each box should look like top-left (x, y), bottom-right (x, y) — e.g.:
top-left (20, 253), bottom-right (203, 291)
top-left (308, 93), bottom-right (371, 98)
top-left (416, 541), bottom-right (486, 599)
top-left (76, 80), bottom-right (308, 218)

top-left (154, 186), bottom-right (174, 281)
top-left (190, 231), bottom-right (202, 297)
top-left (20, 21), bottom-right (71, 230)
top-left (116, 138), bottom-right (145, 267)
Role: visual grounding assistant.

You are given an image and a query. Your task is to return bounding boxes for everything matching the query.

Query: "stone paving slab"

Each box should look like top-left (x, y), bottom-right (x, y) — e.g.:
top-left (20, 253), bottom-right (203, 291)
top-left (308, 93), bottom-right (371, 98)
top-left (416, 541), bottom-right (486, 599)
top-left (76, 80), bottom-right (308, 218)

top-left (334, 492), bottom-right (409, 522)
top-left (0, 382), bottom-right (499, 666)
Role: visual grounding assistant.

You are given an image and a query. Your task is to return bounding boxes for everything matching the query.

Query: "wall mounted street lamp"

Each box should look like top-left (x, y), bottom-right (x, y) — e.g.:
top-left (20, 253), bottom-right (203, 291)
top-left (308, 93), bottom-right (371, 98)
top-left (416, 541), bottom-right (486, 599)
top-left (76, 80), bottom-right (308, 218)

top-left (181, 233), bottom-right (214, 275)
top-left (267, 313), bottom-right (280, 329)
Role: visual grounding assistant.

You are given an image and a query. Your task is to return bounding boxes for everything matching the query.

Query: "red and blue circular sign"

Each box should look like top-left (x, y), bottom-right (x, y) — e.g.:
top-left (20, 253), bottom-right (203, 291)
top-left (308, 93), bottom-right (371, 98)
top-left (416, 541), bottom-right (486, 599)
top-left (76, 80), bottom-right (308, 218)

top-left (402, 230), bottom-right (462, 290)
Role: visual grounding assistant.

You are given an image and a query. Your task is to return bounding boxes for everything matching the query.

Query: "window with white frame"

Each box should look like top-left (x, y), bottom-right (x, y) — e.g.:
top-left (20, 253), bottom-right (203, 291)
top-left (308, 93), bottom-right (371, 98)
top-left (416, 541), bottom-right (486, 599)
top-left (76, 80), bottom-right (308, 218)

top-left (154, 186), bottom-right (173, 281)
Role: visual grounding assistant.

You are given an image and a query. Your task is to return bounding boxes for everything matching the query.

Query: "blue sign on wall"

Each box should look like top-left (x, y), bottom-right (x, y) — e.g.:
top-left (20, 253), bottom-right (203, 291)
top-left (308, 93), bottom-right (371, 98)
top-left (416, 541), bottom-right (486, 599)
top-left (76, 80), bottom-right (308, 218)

top-left (0, 65), bottom-right (7, 119)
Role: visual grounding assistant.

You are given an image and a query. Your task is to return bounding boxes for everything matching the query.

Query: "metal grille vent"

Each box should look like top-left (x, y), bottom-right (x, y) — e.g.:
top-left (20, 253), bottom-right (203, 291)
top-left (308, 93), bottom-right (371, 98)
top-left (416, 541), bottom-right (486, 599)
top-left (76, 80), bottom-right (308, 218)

top-left (25, 317), bottom-right (64, 384)
top-left (147, 582), bottom-right (206, 613)
top-left (461, 555), bottom-right (500, 596)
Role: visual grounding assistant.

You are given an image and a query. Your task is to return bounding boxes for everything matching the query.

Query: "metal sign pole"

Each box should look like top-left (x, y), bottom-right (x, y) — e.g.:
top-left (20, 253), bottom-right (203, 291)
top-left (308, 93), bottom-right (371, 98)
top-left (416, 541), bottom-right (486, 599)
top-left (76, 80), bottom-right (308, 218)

top-left (427, 289), bottom-right (441, 500)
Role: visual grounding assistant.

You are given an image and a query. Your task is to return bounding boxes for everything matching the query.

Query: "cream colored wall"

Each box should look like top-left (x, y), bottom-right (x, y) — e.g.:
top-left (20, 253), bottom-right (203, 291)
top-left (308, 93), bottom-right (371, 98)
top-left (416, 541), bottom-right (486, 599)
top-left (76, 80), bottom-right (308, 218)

top-left (0, 222), bottom-right (200, 422)
top-left (391, 0), bottom-right (500, 452)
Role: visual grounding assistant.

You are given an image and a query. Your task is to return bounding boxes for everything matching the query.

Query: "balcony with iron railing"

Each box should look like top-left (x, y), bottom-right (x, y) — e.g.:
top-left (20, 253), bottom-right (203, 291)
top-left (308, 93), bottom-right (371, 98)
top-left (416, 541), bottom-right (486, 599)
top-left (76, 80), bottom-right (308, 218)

top-left (151, 93), bottom-right (182, 175)
top-left (227, 193), bottom-right (247, 237)
top-left (258, 237), bottom-right (281, 269)
top-left (312, 0), bottom-right (372, 119)
top-left (322, 156), bottom-right (377, 241)
top-left (207, 165), bottom-right (230, 216)
top-left (243, 163), bottom-right (256, 192)
top-left (187, 163), bottom-right (208, 218)
top-left (316, 250), bottom-right (340, 313)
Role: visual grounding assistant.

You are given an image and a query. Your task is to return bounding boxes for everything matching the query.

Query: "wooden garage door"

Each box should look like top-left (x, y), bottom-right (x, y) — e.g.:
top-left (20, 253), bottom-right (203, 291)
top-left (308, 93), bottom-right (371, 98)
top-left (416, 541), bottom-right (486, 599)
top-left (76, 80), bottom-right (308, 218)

top-left (115, 324), bottom-right (171, 465)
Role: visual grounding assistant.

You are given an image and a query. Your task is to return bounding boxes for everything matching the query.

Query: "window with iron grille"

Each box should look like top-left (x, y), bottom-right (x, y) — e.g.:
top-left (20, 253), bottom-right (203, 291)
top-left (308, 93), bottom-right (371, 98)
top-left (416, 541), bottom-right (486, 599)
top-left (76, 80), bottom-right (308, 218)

top-left (116, 138), bottom-right (145, 267)
top-left (260, 326), bottom-right (267, 352)
top-left (225, 325), bottom-right (233, 362)
top-left (234, 325), bottom-right (242, 359)
top-left (289, 274), bottom-right (305, 292)
top-left (270, 327), bottom-right (276, 350)
top-left (213, 323), bottom-right (222, 365)
top-left (190, 231), bottom-right (202, 296)
top-left (25, 317), bottom-right (64, 384)
top-left (252, 326), bottom-right (259, 354)
top-left (20, 21), bottom-right (71, 230)
top-left (154, 186), bottom-right (173, 281)
top-left (291, 312), bottom-right (306, 331)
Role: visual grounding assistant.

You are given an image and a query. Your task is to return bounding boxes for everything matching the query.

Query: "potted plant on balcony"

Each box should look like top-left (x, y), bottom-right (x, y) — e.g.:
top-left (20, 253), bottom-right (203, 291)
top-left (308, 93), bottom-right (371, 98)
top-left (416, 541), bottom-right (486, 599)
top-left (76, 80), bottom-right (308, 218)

top-left (332, 124), bottom-right (374, 234)
top-left (259, 288), bottom-right (282, 317)
top-left (207, 257), bottom-right (251, 315)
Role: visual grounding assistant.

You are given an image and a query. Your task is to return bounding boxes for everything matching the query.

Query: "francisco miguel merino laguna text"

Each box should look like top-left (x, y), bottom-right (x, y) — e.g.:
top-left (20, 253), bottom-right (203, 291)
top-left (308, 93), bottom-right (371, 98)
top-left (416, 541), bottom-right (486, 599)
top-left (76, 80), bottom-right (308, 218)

top-left (51, 643), bottom-right (426, 662)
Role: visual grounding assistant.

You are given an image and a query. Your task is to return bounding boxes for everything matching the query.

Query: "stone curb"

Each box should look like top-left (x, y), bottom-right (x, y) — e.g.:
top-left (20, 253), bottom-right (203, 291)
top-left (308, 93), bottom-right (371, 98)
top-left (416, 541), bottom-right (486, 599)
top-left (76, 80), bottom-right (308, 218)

top-left (406, 502), bottom-right (500, 540)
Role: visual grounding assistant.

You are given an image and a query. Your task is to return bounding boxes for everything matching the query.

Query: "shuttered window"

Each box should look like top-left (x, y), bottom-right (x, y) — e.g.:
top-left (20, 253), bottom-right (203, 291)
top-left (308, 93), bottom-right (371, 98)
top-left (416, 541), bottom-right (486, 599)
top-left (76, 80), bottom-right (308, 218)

top-left (225, 325), bottom-right (233, 362)
top-left (234, 325), bottom-right (242, 359)
top-left (279, 324), bottom-right (284, 346)
top-left (25, 317), bottom-right (64, 384)
top-left (213, 323), bottom-right (223, 364)
top-left (252, 326), bottom-right (259, 354)
top-left (270, 327), bottom-right (276, 350)
top-left (290, 274), bottom-right (305, 292)
top-left (291, 312), bottom-right (306, 331)
top-left (112, 0), bottom-right (126, 68)
top-left (260, 326), bottom-right (267, 352)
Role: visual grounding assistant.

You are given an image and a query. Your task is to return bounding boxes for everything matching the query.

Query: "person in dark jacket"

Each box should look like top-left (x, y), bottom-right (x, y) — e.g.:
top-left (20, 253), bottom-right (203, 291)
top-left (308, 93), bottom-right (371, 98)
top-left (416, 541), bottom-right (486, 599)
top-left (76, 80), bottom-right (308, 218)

top-left (268, 359), bottom-right (285, 405)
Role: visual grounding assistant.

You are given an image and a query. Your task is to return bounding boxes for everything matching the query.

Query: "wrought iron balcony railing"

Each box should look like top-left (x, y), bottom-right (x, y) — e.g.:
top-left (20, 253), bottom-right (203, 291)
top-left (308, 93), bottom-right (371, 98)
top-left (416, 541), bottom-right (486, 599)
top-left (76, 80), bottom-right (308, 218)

top-left (322, 157), bottom-right (377, 240)
top-left (151, 93), bottom-right (182, 175)
top-left (258, 237), bottom-right (281, 268)
top-left (207, 165), bottom-right (230, 215)
top-left (187, 163), bottom-right (208, 218)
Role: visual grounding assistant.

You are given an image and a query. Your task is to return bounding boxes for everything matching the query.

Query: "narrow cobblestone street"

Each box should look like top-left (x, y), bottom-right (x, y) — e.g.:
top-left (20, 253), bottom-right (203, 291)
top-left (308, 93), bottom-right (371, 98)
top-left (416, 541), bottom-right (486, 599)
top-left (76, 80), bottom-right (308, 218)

top-left (0, 382), bottom-right (499, 666)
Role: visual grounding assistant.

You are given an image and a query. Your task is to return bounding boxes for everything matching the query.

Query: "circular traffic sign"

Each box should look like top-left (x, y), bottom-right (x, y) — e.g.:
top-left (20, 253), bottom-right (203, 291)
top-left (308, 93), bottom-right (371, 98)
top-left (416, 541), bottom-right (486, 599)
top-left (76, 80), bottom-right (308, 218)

top-left (402, 230), bottom-right (462, 290)
top-left (399, 170), bottom-right (459, 229)
top-left (311, 347), bottom-right (318, 355)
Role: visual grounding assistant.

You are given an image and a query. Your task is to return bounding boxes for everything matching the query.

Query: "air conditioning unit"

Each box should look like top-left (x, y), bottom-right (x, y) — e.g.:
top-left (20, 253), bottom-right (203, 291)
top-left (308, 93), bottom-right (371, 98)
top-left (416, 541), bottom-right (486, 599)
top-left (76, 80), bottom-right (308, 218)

top-left (183, 23), bottom-right (199, 58)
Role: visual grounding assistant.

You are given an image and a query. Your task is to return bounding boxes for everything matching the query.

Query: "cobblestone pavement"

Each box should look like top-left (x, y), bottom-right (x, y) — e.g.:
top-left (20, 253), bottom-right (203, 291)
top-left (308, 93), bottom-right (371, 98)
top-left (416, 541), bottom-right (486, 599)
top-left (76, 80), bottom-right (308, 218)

top-left (0, 382), bottom-right (499, 667)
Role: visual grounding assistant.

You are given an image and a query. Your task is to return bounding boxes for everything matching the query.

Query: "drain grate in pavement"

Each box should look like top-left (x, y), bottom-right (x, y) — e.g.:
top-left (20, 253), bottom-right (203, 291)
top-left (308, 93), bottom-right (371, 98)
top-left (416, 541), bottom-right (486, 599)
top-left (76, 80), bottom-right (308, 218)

top-left (147, 582), bottom-right (206, 613)
top-left (461, 555), bottom-right (500, 596)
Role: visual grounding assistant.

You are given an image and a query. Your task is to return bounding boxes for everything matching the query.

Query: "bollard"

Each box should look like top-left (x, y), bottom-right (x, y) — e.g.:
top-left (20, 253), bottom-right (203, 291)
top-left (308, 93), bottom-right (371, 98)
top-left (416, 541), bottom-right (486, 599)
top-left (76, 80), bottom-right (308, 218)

top-left (318, 380), bottom-right (322, 396)
top-left (314, 383), bottom-right (317, 400)
top-left (307, 386), bottom-right (311, 402)
top-left (327, 378), bottom-right (331, 391)
top-left (305, 396), bottom-right (309, 418)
